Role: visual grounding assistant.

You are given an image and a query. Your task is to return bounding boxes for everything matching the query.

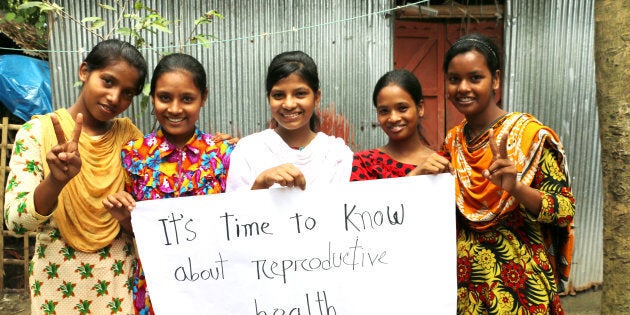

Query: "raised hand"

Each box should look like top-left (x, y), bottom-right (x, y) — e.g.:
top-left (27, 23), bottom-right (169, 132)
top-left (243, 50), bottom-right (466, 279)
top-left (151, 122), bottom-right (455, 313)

top-left (482, 129), bottom-right (518, 193)
top-left (251, 163), bottom-right (306, 190)
top-left (46, 113), bottom-right (83, 183)
top-left (407, 152), bottom-right (452, 176)
top-left (103, 191), bottom-right (136, 234)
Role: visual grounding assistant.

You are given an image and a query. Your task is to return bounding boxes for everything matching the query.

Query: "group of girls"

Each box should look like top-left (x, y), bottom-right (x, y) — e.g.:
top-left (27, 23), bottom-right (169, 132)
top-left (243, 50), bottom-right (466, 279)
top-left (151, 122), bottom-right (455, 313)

top-left (5, 32), bottom-right (574, 315)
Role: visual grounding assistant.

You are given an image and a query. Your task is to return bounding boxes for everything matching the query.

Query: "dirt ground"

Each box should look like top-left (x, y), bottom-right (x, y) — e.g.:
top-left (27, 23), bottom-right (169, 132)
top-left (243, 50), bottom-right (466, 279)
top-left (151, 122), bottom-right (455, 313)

top-left (0, 292), bottom-right (29, 315)
top-left (0, 289), bottom-right (602, 315)
top-left (561, 289), bottom-right (603, 315)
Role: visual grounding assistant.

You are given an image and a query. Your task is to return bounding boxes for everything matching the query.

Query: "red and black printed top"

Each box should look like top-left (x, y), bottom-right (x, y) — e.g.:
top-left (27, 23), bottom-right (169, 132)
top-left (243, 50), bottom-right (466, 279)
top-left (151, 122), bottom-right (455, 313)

top-left (350, 149), bottom-right (416, 181)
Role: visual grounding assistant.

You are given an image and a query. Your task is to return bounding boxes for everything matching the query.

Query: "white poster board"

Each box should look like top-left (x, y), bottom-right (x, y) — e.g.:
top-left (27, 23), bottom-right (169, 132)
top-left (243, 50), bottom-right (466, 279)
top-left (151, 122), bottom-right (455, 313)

top-left (132, 174), bottom-right (456, 314)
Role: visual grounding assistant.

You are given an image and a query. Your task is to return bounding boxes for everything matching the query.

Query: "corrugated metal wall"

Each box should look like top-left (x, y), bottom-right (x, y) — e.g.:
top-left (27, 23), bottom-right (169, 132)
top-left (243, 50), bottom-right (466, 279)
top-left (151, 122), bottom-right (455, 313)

top-left (504, 0), bottom-right (602, 290)
top-left (49, 0), bottom-right (394, 150)
top-left (48, 0), bottom-right (603, 291)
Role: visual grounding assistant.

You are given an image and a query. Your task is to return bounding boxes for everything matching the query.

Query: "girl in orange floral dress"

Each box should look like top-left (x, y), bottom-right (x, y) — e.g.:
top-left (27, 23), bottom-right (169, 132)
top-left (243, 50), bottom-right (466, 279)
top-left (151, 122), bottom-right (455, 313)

top-left (442, 33), bottom-right (575, 314)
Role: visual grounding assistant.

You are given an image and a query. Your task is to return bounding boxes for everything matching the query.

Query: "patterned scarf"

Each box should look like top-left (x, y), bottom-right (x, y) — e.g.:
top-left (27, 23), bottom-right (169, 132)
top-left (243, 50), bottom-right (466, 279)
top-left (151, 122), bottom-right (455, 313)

top-left (37, 108), bottom-right (142, 252)
top-left (444, 112), bottom-right (574, 283)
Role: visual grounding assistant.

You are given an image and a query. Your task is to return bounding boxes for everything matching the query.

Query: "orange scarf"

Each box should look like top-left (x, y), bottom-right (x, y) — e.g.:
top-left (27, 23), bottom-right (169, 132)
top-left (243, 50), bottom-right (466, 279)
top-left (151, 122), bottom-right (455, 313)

top-left (444, 112), bottom-right (573, 283)
top-left (36, 108), bottom-right (142, 252)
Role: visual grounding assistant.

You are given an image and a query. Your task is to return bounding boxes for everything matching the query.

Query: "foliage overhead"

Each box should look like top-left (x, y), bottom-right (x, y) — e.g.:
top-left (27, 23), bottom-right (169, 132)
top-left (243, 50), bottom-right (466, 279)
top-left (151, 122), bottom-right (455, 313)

top-left (0, 0), bottom-right (223, 110)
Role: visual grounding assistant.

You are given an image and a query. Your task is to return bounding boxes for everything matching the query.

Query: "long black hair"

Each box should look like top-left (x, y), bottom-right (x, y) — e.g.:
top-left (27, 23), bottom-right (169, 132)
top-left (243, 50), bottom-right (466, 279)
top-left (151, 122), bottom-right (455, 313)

top-left (443, 33), bottom-right (502, 79)
top-left (150, 53), bottom-right (207, 97)
top-left (266, 51), bottom-right (321, 132)
top-left (83, 39), bottom-right (147, 95)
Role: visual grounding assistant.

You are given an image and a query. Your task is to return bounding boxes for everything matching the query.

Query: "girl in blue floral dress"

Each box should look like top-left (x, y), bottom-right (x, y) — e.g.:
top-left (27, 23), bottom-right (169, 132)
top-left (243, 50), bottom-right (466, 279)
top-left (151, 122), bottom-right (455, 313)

top-left (103, 53), bottom-right (234, 314)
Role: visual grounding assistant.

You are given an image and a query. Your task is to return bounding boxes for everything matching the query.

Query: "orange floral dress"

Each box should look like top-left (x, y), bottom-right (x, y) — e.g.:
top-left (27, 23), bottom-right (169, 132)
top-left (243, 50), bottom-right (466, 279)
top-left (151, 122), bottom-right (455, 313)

top-left (443, 112), bottom-right (575, 315)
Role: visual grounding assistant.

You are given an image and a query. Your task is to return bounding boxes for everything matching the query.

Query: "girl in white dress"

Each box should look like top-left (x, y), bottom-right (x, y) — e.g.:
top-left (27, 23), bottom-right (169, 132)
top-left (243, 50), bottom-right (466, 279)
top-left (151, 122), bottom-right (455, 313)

top-left (226, 51), bottom-right (352, 191)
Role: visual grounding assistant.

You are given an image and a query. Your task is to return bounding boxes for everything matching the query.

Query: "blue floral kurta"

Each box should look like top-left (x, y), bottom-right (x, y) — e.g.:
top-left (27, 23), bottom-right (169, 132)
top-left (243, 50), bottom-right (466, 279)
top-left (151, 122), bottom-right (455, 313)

top-left (121, 127), bottom-right (233, 314)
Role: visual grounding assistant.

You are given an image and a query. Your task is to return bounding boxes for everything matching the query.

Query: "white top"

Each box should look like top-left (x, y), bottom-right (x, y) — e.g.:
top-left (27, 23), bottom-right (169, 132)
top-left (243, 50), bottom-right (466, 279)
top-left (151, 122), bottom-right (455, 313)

top-left (226, 129), bottom-right (353, 191)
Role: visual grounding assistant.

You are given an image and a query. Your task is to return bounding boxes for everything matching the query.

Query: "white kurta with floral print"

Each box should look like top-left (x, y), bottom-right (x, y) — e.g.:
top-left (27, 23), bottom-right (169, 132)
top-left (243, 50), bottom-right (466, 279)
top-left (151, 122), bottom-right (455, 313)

top-left (5, 119), bottom-right (136, 315)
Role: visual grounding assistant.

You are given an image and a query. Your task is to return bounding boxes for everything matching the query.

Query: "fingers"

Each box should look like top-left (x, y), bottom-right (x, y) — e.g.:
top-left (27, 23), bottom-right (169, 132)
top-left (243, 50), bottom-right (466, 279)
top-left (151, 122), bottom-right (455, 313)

top-left (71, 113), bottom-right (83, 144)
top-left (212, 132), bottom-right (239, 145)
top-left (432, 154), bottom-right (451, 167)
top-left (253, 164), bottom-right (306, 190)
top-left (408, 153), bottom-right (452, 176)
top-left (46, 149), bottom-right (68, 172)
top-left (488, 129), bottom-right (499, 160)
top-left (51, 112), bottom-right (83, 156)
top-left (274, 165), bottom-right (306, 189)
top-left (488, 128), bottom-right (509, 160)
top-left (486, 128), bottom-right (510, 176)
top-left (292, 172), bottom-right (307, 190)
top-left (212, 132), bottom-right (229, 142)
top-left (498, 128), bottom-right (508, 159)
top-left (103, 192), bottom-right (136, 210)
top-left (483, 159), bottom-right (511, 178)
top-left (51, 113), bottom-right (67, 145)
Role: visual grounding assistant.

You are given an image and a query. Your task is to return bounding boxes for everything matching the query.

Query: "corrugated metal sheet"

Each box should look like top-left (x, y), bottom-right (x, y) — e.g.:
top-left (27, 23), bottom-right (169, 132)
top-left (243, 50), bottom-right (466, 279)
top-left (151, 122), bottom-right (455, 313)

top-left (48, 0), bottom-right (602, 292)
top-left (49, 0), bottom-right (394, 149)
top-left (504, 0), bottom-right (602, 290)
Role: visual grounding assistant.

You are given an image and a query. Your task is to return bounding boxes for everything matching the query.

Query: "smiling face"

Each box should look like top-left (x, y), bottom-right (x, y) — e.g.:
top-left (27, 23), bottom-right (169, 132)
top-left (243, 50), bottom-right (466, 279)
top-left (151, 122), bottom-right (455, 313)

top-left (446, 50), bottom-right (500, 122)
top-left (78, 60), bottom-right (140, 124)
top-left (152, 70), bottom-right (206, 147)
top-left (268, 73), bottom-right (321, 136)
top-left (376, 84), bottom-right (423, 142)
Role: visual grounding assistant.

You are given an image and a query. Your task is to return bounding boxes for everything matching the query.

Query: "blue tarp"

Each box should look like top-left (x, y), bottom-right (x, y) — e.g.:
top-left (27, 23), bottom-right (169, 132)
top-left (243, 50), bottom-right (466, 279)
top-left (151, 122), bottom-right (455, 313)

top-left (0, 55), bottom-right (52, 121)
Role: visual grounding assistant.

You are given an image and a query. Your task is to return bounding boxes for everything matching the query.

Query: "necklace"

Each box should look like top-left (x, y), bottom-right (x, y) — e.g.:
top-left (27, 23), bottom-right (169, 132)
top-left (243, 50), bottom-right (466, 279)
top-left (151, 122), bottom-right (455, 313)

top-left (464, 113), bottom-right (509, 148)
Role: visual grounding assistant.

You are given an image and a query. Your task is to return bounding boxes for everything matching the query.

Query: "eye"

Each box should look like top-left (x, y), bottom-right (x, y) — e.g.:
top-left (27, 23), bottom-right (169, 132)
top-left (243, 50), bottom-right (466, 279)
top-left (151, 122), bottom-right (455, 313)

top-left (270, 92), bottom-right (284, 100)
top-left (124, 90), bottom-right (135, 99)
top-left (471, 75), bottom-right (483, 82)
top-left (158, 94), bottom-right (171, 102)
top-left (183, 96), bottom-right (194, 103)
top-left (398, 104), bottom-right (409, 112)
top-left (102, 78), bottom-right (113, 86)
top-left (296, 90), bottom-right (309, 98)
top-left (377, 108), bottom-right (389, 115)
top-left (447, 76), bottom-right (460, 84)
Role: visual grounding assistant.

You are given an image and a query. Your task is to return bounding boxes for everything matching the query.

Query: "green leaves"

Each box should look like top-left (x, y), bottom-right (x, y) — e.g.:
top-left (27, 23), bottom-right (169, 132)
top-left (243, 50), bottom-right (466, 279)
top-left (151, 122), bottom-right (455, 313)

top-left (2, 1), bottom-right (224, 111)
top-left (98, 3), bottom-right (116, 11)
top-left (118, 5), bottom-right (172, 48)
top-left (140, 83), bottom-right (151, 111)
top-left (81, 16), bottom-right (105, 30)
top-left (194, 10), bottom-right (223, 25)
top-left (16, 1), bottom-right (62, 13)
top-left (3, 12), bottom-right (17, 22)
top-left (191, 34), bottom-right (211, 48)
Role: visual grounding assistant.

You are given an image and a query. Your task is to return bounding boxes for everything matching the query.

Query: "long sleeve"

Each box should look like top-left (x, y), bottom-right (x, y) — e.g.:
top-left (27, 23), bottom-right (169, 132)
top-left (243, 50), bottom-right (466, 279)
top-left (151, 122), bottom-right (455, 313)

top-left (4, 119), bottom-right (52, 235)
top-left (225, 141), bottom-right (254, 192)
top-left (331, 142), bottom-right (353, 183)
top-left (533, 147), bottom-right (575, 227)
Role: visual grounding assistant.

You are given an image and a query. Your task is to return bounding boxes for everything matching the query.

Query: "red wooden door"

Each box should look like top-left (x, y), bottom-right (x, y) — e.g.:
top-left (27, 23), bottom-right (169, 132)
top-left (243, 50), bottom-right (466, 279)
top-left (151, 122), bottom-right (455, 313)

top-left (394, 20), bottom-right (503, 151)
top-left (394, 21), bottom-right (446, 151)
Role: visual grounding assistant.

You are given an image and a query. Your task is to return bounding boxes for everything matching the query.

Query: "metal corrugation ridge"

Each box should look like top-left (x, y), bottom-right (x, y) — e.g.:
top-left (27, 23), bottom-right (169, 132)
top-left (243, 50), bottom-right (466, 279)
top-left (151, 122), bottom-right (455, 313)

top-left (504, 0), bottom-right (602, 290)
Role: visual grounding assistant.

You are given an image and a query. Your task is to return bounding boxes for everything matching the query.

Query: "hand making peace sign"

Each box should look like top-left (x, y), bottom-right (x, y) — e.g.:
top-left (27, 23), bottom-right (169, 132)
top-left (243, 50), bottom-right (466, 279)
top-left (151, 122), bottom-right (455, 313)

top-left (46, 113), bottom-right (83, 183)
top-left (482, 129), bottom-right (518, 193)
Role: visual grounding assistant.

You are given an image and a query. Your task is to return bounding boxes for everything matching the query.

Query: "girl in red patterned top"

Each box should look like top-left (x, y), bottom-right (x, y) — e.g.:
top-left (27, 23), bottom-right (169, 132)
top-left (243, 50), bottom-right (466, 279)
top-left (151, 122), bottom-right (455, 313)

top-left (351, 69), bottom-right (450, 181)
